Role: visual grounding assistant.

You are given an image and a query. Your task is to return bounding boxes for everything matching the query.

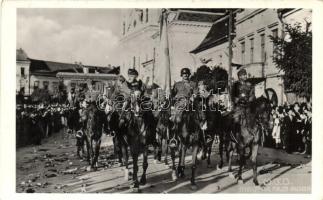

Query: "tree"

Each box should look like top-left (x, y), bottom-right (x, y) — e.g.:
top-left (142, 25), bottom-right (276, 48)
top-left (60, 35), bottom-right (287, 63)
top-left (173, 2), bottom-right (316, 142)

top-left (270, 22), bottom-right (312, 99)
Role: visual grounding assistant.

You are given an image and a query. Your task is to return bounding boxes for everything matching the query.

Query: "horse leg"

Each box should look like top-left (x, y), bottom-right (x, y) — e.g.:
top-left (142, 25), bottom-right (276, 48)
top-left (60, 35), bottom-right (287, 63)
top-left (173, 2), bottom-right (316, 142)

top-left (177, 143), bottom-right (187, 178)
top-left (163, 139), bottom-right (169, 166)
top-left (84, 136), bottom-right (91, 165)
top-left (132, 152), bottom-right (140, 192)
top-left (190, 144), bottom-right (199, 190)
top-left (122, 145), bottom-right (129, 180)
top-left (251, 144), bottom-right (259, 185)
top-left (207, 140), bottom-right (213, 168)
top-left (218, 134), bottom-right (224, 169)
top-left (170, 146), bottom-right (177, 181)
top-left (227, 142), bottom-right (235, 172)
top-left (140, 146), bottom-right (148, 185)
top-left (91, 139), bottom-right (101, 170)
top-left (237, 146), bottom-right (245, 184)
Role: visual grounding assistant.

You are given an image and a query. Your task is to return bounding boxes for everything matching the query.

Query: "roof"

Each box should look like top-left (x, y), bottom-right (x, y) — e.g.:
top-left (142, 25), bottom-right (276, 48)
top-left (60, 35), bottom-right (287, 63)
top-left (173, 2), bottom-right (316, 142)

top-left (170, 9), bottom-right (226, 23)
top-left (56, 72), bottom-right (118, 81)
top-left (29, 58), bottom-right (119, 77)
top-left (16, 48), bottom-right (29, 61)
top-left (190, 15), bottom-right (230, 54)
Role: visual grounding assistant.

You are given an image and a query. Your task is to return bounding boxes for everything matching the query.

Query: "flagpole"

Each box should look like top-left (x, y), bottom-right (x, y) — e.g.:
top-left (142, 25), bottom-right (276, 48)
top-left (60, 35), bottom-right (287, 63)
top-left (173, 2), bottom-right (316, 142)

top-left (161, 8), bottom-right (172, 97)
top-left (228, 9), bottom-right (233, 109)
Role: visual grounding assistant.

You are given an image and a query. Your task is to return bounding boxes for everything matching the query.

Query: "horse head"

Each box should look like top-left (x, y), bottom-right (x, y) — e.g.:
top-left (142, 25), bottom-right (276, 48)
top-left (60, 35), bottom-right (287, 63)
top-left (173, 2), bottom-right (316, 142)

top-left (252, 95), bottom-right (274, 132)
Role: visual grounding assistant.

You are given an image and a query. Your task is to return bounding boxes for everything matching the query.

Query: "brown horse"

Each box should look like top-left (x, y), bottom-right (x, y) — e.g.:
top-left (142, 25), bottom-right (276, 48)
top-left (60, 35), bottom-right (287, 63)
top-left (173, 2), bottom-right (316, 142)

top-left (154, 97), bottom-right (178, 180)
top-left (118, 93), bottom-right (157, 192)
top-left (223, 96), bottom-right (273, 185)
top-left (82, 102), bottom-right (107, 170)
top-left (175, 97), bottom-right (207, 190)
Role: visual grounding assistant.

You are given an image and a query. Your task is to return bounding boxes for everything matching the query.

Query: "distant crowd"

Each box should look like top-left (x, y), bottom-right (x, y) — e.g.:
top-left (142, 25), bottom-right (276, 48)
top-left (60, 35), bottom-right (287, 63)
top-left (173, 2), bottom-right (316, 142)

top-left (266, 102), bottom-right (312, 156)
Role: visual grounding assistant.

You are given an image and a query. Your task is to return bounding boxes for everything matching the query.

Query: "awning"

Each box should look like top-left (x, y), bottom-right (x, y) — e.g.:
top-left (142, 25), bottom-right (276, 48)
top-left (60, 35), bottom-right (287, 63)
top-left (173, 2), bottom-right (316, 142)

top-left (247, 77), bottom-right (266, 85)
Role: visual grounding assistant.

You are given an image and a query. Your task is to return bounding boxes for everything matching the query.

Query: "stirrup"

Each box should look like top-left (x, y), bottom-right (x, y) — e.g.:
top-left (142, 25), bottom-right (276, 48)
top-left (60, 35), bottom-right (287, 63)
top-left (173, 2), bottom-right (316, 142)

top-left (169, 138), bottom-right (178, 148)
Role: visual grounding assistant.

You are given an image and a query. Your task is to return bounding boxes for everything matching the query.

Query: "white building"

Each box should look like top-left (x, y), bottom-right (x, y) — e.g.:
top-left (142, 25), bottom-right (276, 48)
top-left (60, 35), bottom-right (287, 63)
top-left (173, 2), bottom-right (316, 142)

top-left (191, 9), bottom-right (312, 106)
top-left (16, 48), bottom-right (31, 95)
top-left (119, 9), bottom-right (226, 86)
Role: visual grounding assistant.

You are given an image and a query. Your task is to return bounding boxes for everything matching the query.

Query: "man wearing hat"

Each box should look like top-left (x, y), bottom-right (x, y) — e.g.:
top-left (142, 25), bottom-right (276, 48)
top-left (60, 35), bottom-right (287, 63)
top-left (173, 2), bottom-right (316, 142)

top-left (126, 68), bottom-right (145, 94)
top-left (231, 68), bottom-right (256, 131)
top-left (118, 68), bottom-right (146, 111)
top-left (170, 67), bottom-right (197, 130)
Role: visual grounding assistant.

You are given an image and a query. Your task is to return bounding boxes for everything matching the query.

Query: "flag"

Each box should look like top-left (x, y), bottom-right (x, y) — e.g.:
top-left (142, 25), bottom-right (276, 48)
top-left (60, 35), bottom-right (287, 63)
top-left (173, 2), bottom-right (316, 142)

top-left (155, 9), bottom-right (172, 96)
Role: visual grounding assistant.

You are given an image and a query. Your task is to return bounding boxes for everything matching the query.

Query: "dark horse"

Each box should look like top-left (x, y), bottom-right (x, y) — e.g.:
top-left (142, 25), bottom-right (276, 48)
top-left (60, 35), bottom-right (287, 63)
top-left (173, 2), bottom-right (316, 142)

top-left (222, 96), bottom-right (273, 185)
top-left (199, 96), bottom-right (223, 168)
top-left (153, 96), bottom-right (178, 180)
top-left (118, 93), bottom-right (156, 192)
top-left (82, 101), bottom-right (107, 170)
top-left (175, 97), bottom-right (207, 190)
top-left (104, 96), bottom-right (129, 169)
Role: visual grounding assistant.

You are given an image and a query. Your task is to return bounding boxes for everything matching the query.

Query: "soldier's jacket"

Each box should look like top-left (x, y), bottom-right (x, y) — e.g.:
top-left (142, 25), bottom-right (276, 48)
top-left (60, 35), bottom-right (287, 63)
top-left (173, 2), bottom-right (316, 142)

top-left (172, 80), bottom-right (197, 100)
top-left (231, 80), bottom-right (255, 107)
top-left (116, 79), bottom-right (146, 99)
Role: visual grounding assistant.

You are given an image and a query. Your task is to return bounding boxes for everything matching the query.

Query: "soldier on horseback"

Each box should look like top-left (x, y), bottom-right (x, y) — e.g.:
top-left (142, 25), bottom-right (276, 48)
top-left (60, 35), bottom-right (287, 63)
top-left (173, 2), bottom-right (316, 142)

top-left (170, 68), bottom-right (198, 131)
top-left (231, 68), bottom-right (256, 131)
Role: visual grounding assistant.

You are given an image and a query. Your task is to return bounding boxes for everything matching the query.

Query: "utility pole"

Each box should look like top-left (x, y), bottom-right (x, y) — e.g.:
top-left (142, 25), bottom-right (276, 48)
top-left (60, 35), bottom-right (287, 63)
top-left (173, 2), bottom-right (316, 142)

top-left (228, 9), bottom-right (233, 109)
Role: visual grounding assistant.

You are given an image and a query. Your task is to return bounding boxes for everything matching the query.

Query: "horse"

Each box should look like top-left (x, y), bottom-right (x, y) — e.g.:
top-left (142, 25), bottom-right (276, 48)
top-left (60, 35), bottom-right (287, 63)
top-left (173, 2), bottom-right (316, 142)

top-left (118, 92), bottom-right (157, 192)
top-left (175, 96), bottom-right (207, 190)
top-left (223, 96), bottom-right (273, 185)
top-left (200, 99), bottom-right (223, 168)
top-left (104, 96), bottom-right (129, 168)
top-left (153, 96), bottom-right (179, 180)
top-left (82, 101), bottom-right (107, 170)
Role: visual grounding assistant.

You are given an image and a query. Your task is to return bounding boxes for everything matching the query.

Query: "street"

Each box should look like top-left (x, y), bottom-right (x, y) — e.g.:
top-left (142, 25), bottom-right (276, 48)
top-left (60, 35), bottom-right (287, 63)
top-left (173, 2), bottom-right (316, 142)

top-left (16, 130), bottom-right (311, 193)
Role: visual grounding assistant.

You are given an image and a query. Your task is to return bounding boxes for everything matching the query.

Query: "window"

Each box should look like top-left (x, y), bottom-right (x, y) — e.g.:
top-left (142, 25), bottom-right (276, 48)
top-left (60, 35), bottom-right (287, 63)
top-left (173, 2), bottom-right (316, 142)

top-left (250, 38), bottom-right (254, 63)
top-left (146, 9), bottom-right (149, 23)
top-left (21, 67), bottom-right (25, 76)
top-left (43, 81), bottom-right (49, 89)
top-left (260, 34), bottom-right (266, 62)
top-left (34, 81), bottom-right (39, 89)
top-left (241, 41), bottom-right (245, 65)
top-left (123, 21), bottom-right (125, 35)
top-left (272, 28), bottom-right (278, 54)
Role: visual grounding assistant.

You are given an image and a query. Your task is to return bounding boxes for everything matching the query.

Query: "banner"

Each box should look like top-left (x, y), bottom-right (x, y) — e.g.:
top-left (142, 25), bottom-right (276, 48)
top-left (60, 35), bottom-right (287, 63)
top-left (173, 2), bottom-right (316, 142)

top-left (155, 9), bottom-right (172, 95)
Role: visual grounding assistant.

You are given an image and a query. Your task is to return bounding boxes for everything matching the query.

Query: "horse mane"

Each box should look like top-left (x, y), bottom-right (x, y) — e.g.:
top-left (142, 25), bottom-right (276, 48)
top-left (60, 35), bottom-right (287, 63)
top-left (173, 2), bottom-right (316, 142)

top-left (249, 96), bottom-right (270, 114)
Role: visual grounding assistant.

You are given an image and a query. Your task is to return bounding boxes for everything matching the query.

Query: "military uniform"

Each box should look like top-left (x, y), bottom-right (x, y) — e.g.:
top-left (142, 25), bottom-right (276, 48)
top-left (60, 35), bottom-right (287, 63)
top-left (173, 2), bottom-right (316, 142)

top-left (171, 68), bottom-right (197, 125)
top-left (231, 74), bottom-right (256, 127)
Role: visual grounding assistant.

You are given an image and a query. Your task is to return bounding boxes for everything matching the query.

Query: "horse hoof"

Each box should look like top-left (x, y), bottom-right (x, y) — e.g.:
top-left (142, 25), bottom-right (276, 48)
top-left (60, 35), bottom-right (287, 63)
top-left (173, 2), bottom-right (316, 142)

top-left (216, 164), bottom-right (221, 170)
top-left (237, 179), bottom-right (244, 184)
top-left (197, 152), bottom-right (203, 160)
top-left (124, 169), bottom-right (129, 181)
top-left (153, 160), bottom-right (158, 164)
top-left (132, 187), bottom-right (140, 193)
top-left (253, 180), bottom-right (259, 186)
top-left (228, 172), bottom-right (235, 179)
top-left (171, 171), bottom-right (177, 181)
top-left (140, 177), bottom-right (147, 185)
top-left (86, 166), bottom-right (92, 172)
top-left (190, 184), bottom-right (198, 190)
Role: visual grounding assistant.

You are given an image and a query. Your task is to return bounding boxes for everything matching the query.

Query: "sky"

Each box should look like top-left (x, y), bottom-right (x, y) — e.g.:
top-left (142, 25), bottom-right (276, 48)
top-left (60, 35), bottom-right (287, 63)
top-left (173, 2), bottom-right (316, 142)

top-left (17, 9), bottom-right (122, 66)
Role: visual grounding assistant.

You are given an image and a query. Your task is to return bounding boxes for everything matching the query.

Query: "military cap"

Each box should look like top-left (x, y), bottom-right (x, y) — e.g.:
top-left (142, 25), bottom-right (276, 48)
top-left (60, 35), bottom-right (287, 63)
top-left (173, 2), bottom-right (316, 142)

top-left (180, 68), bottom-right (191, 76)
top-left (237, 68), bottom-right (247, 77)
top-left (128, 68), bottom-right (139, 76)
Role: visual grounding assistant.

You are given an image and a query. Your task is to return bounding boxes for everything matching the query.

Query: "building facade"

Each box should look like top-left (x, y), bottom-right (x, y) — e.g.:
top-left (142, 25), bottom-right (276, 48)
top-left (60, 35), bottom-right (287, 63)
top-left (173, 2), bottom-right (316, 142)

top-left (191, 9), bottom-right (312, 106)
top-left (119, 9), bottom-right (226, 86)
top-left (16, 48), bottom-right (31, 95)
top-left (16, 49), bottom-right (119, 97)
